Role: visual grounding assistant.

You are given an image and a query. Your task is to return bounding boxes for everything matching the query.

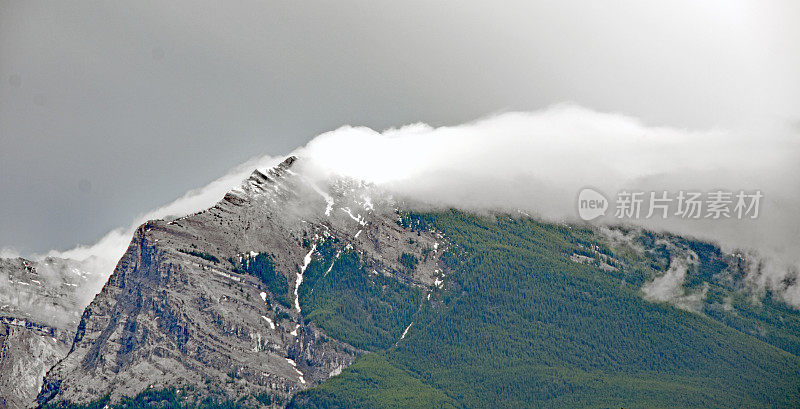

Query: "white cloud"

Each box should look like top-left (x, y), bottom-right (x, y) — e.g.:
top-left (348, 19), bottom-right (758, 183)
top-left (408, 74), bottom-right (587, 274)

top-left (0, 248), bottom-right (20, 258)
top-left (28, 154), bottom-right (280, 305)
top-left (296, 104), bottom-right (800, 305)
top-left (17, 104), bottom-right (800, 308)
top-left (641, 253), bottom-right (709, 312)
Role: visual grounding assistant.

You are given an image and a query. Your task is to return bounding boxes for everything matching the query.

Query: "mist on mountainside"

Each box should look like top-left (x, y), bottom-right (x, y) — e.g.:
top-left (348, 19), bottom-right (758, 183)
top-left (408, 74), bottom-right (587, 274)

top-left (7, 104), bottom-right (797, 311)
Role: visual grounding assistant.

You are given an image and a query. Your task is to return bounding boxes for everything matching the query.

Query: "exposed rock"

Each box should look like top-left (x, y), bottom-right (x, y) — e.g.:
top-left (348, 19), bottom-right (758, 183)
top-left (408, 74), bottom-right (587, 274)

top-left (0, 319), bottom-right (69, 409)
top-left (0, 257), bottom-right (93, 409)
top-left (38, 157), bottom-right (443, 405)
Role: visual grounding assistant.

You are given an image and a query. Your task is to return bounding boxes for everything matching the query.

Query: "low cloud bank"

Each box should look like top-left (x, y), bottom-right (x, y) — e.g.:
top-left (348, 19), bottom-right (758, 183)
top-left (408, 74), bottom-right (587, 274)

top-left (0, 155), bottom-right (280, 305)
top-left (297, 104), bottom-right (800, 306)
top-left (4, 104), bottom-right (798, 307)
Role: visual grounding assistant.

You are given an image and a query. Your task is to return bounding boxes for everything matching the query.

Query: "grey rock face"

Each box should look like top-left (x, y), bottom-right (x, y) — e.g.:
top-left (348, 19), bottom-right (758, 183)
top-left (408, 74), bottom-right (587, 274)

top-left (0, 257), bottom-right (99, 336)
top-left (38, 156), bottom-right (444, 405)
top-left (0, 257), bottom-right (94, 409)
top-left (0, 319), bottom-right (69, 409)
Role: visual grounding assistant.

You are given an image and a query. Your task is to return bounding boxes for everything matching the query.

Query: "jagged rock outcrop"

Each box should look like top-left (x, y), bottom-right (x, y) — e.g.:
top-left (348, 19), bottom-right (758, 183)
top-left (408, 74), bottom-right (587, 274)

top-left (38, 156), bottom-right (444, 406)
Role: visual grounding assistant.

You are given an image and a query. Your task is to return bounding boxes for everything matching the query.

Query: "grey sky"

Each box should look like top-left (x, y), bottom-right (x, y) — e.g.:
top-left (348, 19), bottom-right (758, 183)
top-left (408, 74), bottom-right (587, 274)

top-left (1, 0), bottom-right (799, 255)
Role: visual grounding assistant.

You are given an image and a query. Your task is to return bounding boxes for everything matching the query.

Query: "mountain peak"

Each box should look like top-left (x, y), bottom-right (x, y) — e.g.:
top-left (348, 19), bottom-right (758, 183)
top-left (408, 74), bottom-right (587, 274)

top-left (276, 155), bottom-right (297, 171)
top-left (36, 153), bottom-right (445, 406)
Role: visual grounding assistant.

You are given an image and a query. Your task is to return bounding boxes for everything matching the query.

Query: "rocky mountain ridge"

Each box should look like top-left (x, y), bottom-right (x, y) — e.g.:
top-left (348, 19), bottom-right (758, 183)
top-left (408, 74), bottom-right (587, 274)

top-left (36, 156), bottom-right (446, 406)
top-left (2, 156), bottom-right (793, 408)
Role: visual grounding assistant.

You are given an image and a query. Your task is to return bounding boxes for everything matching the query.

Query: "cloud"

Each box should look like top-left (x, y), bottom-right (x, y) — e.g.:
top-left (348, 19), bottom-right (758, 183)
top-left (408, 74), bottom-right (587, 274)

top-left (20, 154), bottom-right (281, 309)
top-left (49, 154), bottom-right (279, 260)
top-left (0, 248), bottom-right (20, 258)
top-left (296, 104), bottom-right (800, 306)
top-left (14, 104), bottom-right (800, 308)
top-left (641, 250), bottom-right (708, 312)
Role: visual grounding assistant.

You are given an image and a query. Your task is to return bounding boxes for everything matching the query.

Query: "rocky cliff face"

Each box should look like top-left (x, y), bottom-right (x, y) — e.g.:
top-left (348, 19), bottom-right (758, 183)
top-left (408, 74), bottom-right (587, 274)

top-left (0, 257), bottom-right (97, 409)
top-left (0, 318), bottom-right (69, 409)
top-left (38, 156), bottom-right (444, 406)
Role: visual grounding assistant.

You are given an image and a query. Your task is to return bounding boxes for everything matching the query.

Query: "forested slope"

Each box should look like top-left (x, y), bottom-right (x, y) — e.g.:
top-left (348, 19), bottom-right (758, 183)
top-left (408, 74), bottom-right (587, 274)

top-left (290, 211), bottom-right (800, 408)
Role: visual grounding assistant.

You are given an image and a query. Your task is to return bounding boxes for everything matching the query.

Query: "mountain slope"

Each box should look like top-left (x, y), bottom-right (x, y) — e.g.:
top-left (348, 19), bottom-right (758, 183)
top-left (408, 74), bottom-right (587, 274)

top-left (37, 157), bottom-right (444, 406)
top-left (18, 156), bottom-right (800, 408)
top-left (290, 211), bottom-right (800, 408)
top-left (0, 257), bottom-right (99, 409)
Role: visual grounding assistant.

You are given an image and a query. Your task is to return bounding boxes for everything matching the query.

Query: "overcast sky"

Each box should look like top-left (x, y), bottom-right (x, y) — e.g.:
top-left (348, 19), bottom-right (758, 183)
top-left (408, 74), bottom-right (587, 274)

top-left (1, 0), bottom-right (799, 255)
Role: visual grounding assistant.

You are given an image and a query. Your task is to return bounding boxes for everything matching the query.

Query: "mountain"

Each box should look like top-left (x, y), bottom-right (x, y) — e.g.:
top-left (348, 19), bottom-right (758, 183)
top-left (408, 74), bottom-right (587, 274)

top-left (0, 156), bottom-right (796, 408)
top-left (289, 213), bottom-right (800, 408)
top-left (36, 157), bottom-right (445, 407)
top-left (0, 257), bottom-right (100, 409)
